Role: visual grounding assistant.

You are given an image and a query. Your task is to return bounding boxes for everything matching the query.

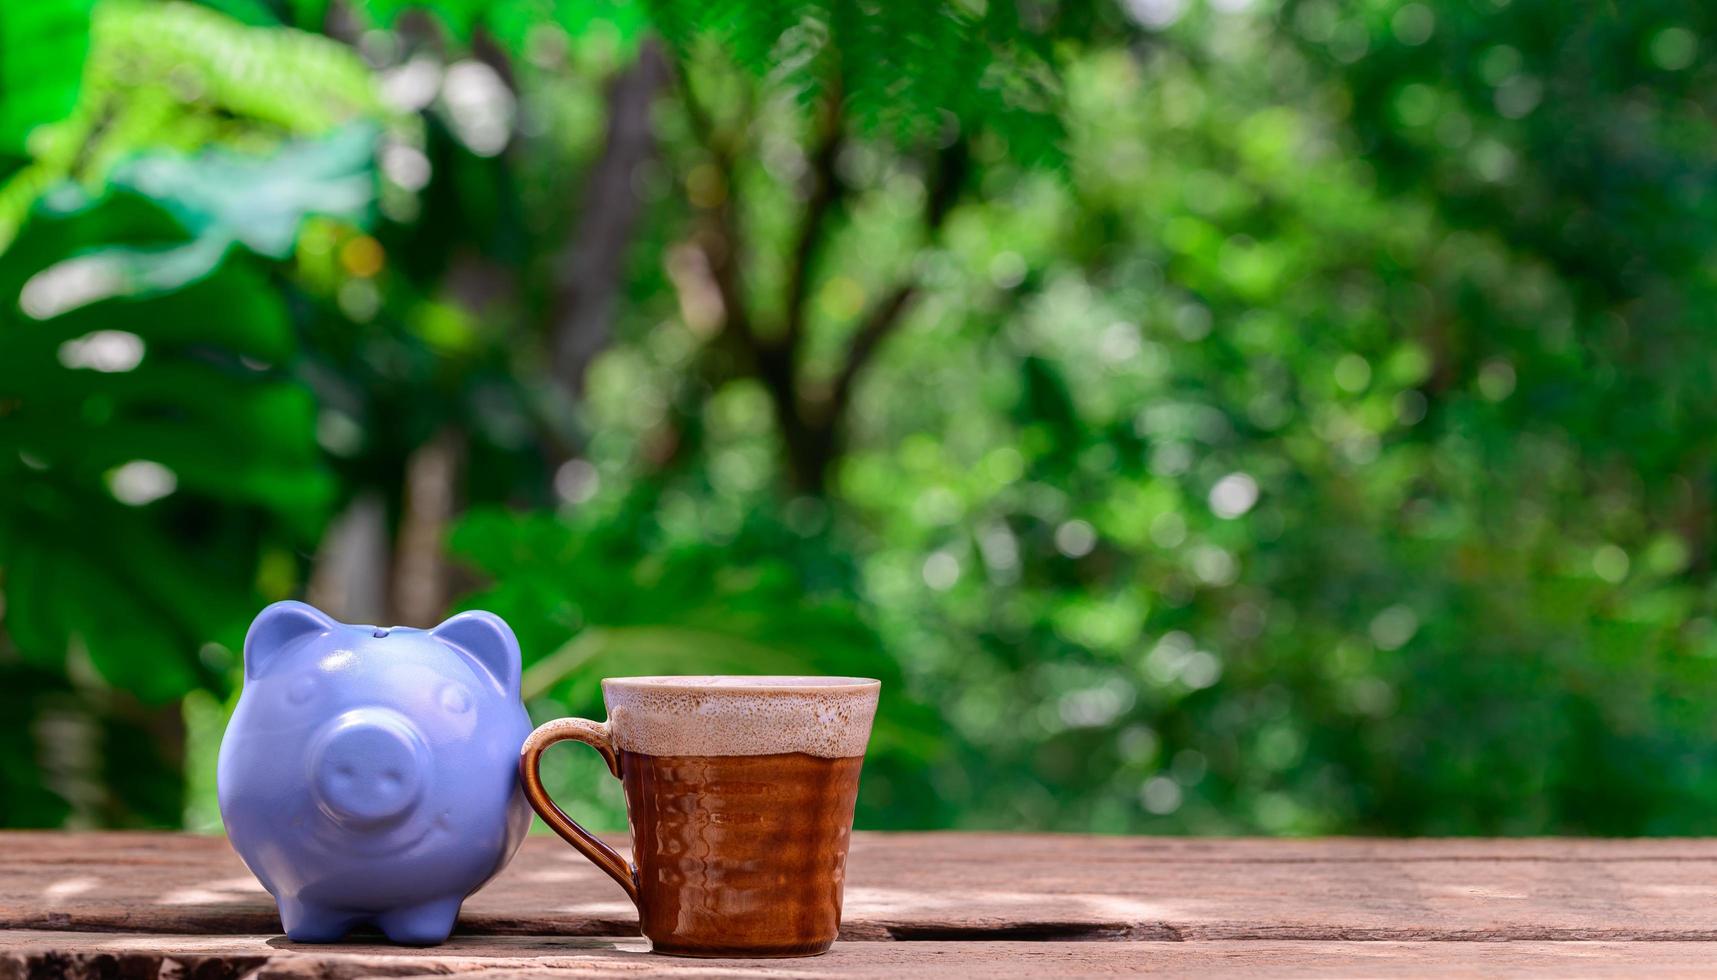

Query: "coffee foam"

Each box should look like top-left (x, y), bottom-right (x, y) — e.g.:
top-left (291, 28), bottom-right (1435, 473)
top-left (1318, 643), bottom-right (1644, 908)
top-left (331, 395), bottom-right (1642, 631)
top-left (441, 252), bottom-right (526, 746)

top-left (602, 676), bottom-right (880, 759)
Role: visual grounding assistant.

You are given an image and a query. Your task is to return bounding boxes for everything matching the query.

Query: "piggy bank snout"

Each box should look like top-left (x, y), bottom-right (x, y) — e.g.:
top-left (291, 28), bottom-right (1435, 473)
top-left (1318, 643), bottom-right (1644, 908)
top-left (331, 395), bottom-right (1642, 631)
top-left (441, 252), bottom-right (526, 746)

top-left (310, 710), bottom-right (429, 827)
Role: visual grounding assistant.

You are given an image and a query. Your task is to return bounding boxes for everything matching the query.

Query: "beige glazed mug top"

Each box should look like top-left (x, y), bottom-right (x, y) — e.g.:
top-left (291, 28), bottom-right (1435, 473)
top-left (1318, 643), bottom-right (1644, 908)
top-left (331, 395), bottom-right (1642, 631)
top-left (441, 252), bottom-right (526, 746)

top-left (518, 674), bottom-right (881, 958)
top-left (600, 674), bottom-right (881, 758)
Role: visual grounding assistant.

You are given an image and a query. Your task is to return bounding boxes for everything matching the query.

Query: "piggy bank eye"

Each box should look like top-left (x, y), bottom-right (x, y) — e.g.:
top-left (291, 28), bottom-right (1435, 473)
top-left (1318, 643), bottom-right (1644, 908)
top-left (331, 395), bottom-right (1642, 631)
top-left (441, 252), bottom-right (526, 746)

top-left (285, 674), bottom-right (320, 706)
top-left (438, 683), bottom-right (472, 715)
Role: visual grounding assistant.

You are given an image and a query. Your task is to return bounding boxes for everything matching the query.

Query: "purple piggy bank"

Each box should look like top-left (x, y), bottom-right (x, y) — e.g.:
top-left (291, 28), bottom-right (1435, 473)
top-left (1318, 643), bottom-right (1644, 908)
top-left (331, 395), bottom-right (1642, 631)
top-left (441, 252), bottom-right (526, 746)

top-left (218, 601), bottom-right (533, 945)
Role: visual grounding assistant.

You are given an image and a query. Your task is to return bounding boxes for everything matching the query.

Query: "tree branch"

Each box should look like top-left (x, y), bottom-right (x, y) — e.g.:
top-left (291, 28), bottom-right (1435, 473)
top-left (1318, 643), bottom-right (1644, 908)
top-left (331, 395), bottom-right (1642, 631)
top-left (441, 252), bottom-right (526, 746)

top-left (674, 58), bottom-right (760, 355)
top-left (781, 85), bottom-right (847, 355)
top-left (822, 140), bottom-right (969, 439)
top-left (825, 283), bottom-right (918, 434)
top-left (674, 61), bottom-right (826, 489)
top-left (669, 61), bottom-right (972, 494)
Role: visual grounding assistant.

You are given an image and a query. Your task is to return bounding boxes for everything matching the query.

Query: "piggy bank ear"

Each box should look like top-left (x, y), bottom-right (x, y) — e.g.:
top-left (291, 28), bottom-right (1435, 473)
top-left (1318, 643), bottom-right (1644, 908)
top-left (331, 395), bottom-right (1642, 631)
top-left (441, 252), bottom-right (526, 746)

top-left (244, 601), bottom-right (336, 680)
top-left (433, 611), bottom-right (521, 697)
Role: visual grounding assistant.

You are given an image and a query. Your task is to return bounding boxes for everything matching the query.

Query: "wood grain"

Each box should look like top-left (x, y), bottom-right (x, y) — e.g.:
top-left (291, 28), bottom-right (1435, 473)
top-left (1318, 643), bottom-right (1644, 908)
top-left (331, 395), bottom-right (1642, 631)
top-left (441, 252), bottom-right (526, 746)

top-left (10, 832), bottom-right (1717, 943)
top-left (5, 932), bottom-right (1717, 979)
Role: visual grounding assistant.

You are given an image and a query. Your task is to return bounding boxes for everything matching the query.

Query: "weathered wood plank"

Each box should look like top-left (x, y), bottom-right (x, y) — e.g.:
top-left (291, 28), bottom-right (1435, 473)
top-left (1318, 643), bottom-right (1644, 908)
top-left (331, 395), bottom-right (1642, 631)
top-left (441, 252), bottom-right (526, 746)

top-left (10, 833), bottom-right (1717, 942)
top-left (5, 932), bottom-right (1717, 979)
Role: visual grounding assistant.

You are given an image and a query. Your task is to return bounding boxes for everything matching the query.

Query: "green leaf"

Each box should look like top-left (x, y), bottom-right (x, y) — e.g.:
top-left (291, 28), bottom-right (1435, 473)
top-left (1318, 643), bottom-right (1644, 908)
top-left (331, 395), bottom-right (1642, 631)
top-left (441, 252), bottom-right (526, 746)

top-left (0, 184), bottom-right (334, 706)
top-left (11, 126), bottom-right (380, 317)
top-left (0, 0), bottom-right (95, 155)
top-left (650, 0), bottom-right (1065, 165)
top-left (113, 125), bottom-right (379, 258)
top-left (0, 1), bottom-right (406, 254)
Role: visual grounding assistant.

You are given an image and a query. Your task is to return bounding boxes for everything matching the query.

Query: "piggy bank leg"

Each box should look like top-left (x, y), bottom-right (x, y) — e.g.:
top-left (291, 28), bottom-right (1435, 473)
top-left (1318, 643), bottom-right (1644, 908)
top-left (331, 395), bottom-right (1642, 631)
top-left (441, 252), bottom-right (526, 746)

top-left (375, 895), bottom-right (463, 946)
top-left (278, 897), bottom-right (356, 943)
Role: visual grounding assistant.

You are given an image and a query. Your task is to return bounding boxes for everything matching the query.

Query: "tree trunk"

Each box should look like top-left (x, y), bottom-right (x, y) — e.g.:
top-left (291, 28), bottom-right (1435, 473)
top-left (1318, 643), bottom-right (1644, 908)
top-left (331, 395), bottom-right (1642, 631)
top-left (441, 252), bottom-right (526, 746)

top-left (306, 492), bottom-right (390, 625)
top-left (549, 42), bottom-right (671, 401)
top-left (390, 428), bottom-right (465, 628)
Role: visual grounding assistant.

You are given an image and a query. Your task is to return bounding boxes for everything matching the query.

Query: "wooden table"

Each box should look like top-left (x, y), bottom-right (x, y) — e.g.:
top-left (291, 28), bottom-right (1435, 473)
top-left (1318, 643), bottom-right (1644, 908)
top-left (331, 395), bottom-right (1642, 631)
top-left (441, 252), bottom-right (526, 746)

top-left (5, 833), bottom-right (1717, 977)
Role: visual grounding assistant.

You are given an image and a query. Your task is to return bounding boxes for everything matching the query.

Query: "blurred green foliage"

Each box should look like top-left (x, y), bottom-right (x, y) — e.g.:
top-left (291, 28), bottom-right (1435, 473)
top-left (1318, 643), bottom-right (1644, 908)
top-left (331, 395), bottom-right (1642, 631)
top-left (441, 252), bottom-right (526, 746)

top-left (2, 0), bottom-right (1716, 835)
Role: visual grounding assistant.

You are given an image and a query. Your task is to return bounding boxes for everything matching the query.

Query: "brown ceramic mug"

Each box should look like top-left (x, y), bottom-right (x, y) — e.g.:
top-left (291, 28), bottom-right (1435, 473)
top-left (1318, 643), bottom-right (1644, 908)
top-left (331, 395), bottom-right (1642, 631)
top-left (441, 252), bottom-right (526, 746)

top-left (519, 675), bottom-right (880, 957)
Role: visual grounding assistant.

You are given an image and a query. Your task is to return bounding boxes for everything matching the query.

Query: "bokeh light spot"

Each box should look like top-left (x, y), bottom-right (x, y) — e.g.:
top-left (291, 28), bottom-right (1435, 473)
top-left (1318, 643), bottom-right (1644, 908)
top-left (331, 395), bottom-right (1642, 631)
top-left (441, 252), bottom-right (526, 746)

top-left (1593, 545), bottom-right (1630, 584)
top-left (1055, 519), bottom-right (1098, 558)
top-left (1369, 605), bottom-right (1419, 650)
top-left (555, 458), bottom-right (600, 505)
top-left (1123, 0), bottom-right (1185, 30)
top-left (1478, 359), bottom-right (1517, 401)
top-left (1391, 4), bottom-right (1435, 46)
top-left (107, 460), bottom-right (177, 506)
top-left (1140, 775), bottom-right (1183, 814)
top-left (1650, 27), bottom-right (1698, 71)
top-left (58, 331), bottom-right (144, 372)
top-left (1334, 353), bottom-right (1372, 393)
top-left (922, 550), bottom-right (961, 591)
top-left (1209, 473), bottom-right (1259, 519)
top-left (340, 236), bottom-right (385, 278)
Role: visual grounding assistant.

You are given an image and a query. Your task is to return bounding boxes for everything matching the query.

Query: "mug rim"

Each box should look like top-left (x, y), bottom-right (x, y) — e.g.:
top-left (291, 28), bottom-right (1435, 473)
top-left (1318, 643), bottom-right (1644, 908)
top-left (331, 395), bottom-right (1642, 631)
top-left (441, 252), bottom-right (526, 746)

top-left (601, 674), bottom-right (880, 693)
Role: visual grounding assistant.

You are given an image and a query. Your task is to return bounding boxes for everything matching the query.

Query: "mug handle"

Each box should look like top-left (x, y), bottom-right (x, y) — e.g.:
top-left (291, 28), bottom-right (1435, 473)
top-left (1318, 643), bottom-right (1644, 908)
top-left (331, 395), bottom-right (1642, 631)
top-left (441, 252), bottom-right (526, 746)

top-left (519, 718), bottom-right (639, 906)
